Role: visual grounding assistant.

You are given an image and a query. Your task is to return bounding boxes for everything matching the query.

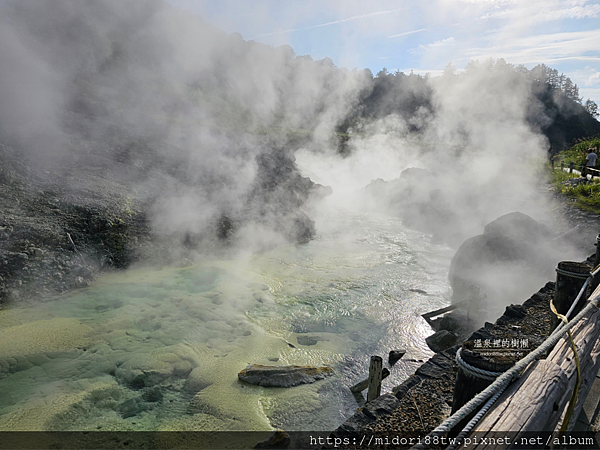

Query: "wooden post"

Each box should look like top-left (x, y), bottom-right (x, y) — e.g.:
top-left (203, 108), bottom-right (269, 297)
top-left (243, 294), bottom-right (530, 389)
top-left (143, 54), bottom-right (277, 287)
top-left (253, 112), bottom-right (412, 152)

top-left (467, 285), bottom-right (482, 320)
top-left (569, 162), bottom-right (574, 173)
top-left (367, 356), bottom-right (383, 402)
top-left (593, 234), bottom-right (600, 292)
top-left (450, 348), bottom-right (515, 437)
top-left (553, 261), bottom-right (590, 328)
top-left (561, 161), bottom-right (565, 171)
top-left (451, 349), bottom-right (515, 415)
top-left (551, 158), bottom-right (555, 170)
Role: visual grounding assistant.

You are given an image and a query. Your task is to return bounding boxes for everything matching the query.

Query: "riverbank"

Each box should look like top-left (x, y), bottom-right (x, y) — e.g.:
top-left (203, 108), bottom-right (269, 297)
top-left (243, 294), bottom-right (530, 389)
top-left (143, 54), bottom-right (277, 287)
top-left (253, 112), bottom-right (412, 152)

top-left (0, 151), bottom-right (153, 304)
top-left (0, 140), bottom-right (326, 306)
top-left (330, 278), bottom-right (562, 445)
top-left (328, 195), bottom-right (600, 447)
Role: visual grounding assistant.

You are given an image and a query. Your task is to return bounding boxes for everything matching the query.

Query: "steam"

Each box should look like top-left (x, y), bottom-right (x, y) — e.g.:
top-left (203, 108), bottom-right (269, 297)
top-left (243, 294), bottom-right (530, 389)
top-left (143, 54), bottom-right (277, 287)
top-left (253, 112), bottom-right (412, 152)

top-left (298, 62), bottom-right (587, 317)
top-left (0, 0), bottom-right (369, 255)
top-left (0, 0), bottom-right (589, 312)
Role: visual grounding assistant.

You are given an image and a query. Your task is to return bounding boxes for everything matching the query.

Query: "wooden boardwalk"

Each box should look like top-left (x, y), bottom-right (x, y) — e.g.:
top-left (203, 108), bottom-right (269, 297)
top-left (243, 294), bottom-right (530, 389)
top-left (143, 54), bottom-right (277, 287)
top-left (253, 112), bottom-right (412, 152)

top-left (464, 282), bottom-right (600, 448)
top-left (574, 371), bottom-right (600, 432)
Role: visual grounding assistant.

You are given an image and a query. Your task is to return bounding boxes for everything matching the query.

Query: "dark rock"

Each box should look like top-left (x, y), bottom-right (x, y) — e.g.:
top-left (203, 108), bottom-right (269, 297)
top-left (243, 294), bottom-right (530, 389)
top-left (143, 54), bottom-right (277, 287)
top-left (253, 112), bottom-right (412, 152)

top-left (415, 352), bottom-right (456, 380)
top-left (216, 214), bottom-right (235, 241)
top-left (362, 172), bottom-right (467, 247)
top-left (425, 330), bottom-right (459, 353)
top-left (503, 304), bottom-right (527, 319)
top-left (361, 394), bottom-right (400, 420)
top-left (392, 374), bottom-right (423, 399)
top-left (331, 394), bottom-right (400, 438)
top-left (296, 335), bottom-right (321, 346)
top-left (468, 327), bottom-right (495, 343)
top-left (254, 430), bottom-right (291, 449)
top-left (429, 310), bottom-right (474, 335)
top-left (238, 364), bottom-right (334, 387)
top-left (483, 212), bottom-right (554, 244)
top-left (388, 349), bottom-right (406, 366)
top-left (331, 412), bottom-right (374, 437)
top-left (449, 212), bottom-right (561, 305)
top-left (409, 288), bottom-right (427, 294)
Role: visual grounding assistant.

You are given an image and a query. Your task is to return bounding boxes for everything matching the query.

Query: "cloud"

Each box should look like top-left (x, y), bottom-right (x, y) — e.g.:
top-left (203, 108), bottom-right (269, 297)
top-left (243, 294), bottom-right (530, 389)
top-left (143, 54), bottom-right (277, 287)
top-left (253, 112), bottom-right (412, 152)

top-left (462, 30), bottom-right (600, 65)
top-left (251, 7), bottom-right (404, 39)
top-left (478, 2), bottom-right (600, 24)
top-left (410, 37), bottom-right (456, 54)
top-left (388, 28), bottom-right (427, 39)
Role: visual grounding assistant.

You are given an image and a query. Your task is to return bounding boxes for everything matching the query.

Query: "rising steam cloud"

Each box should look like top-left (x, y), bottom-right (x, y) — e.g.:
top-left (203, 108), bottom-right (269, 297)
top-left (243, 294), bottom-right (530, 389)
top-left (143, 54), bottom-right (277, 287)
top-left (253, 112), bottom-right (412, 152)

top-left (0, 0), bottom-right (588, 308)
top-left (0, 0), bottom-right (369, 254)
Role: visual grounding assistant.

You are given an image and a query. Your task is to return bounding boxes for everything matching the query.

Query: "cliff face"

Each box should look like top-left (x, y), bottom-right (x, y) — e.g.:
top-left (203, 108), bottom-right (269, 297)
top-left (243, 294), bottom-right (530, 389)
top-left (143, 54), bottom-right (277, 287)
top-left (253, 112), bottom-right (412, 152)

top-left (0, 140), bottom-right (327, 305)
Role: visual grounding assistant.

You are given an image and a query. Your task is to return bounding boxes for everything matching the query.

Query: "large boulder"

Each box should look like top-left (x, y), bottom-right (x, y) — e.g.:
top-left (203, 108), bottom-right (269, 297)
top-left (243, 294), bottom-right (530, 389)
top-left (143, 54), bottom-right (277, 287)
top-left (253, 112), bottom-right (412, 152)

top-left (425, 330), bottom-right (459, 353)
top-left (237, 364), bottom-right (334, 388)
top-left (449, 212), bottom-right (560, 309)
top-left (362, 171), bottom-right (467, 246)
top-left (483, 211), bottom-right (554, 243)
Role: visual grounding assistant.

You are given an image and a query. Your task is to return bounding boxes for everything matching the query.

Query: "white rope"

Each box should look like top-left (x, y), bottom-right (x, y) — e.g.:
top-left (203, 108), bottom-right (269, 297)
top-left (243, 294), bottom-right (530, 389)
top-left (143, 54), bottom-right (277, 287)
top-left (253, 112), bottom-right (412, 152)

top-left (564, 276), bottom-right (590, 320)
top-left (410, 289), bottom-right (600, 450)
top-left (455, 348), bottom-right (504, 381)
top-left (555, 267), bottom-right (591, 280)
top-left (410, 261), bottom-right (597, 449)
top-left (444, 382), bottom-right (511, 450)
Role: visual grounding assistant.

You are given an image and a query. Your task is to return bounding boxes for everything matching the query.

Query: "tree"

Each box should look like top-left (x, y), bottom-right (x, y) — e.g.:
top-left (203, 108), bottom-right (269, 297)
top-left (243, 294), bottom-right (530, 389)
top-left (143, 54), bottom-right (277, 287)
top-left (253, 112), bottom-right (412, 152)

top-left (443, 62), bottom-right (456, 77)
top-left (531, 64), bottom-right (549, 83)
top-left (585, 99), bottom-right (599, 118)
top-left (376, 67), bottom-right (389, 78)
top-left (548, 68), bottom-right (559, 89)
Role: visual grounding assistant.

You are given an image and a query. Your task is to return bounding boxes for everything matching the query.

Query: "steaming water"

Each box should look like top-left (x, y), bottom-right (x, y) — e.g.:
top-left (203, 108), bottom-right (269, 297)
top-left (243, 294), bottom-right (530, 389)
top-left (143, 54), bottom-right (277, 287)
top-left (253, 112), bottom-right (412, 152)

top-left (0, 207), bottom-right (453, 432)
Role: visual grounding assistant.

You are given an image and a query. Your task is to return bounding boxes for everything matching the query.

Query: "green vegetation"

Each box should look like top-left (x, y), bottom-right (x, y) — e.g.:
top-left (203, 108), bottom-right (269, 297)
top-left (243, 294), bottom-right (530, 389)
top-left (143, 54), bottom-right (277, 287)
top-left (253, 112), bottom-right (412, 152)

top-left (549, 138), bottom-right (600, 213)
top-left (553, 137), bottom-right (600, 166)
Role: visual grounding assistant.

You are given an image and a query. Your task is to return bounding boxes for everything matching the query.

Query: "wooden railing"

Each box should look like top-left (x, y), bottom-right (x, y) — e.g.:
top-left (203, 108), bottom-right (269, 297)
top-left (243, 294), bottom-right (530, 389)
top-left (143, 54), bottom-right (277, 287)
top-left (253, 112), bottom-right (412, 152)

top-left (552, 159), bottom-right (600, 178)
top-left (471, 283), bottom-right (600, 442)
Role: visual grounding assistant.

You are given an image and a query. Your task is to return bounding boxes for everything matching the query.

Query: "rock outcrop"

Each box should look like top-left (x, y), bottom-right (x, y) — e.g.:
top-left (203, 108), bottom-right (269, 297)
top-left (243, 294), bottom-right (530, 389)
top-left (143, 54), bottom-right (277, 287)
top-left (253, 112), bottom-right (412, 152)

top-left (238, 364), bottom-right (334, 388)
top-left (449, 211), bottom-right (565, 306)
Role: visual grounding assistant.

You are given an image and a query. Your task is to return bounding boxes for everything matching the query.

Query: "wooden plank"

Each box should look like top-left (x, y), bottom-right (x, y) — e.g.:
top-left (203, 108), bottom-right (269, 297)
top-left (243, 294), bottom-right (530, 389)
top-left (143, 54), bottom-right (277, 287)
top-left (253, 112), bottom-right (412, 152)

top-left (350, 368), bottom-right (390, 393)
top-left (473, 360), bottom-right (569, 443)
top-left (554, 321), bottom-right (600, 432)
top-left (469, 304), bottom-right (600, 448)
top-left (593, 234), bottom-right (600, 291)
top-left (422, 298), bottom-right (470, 320)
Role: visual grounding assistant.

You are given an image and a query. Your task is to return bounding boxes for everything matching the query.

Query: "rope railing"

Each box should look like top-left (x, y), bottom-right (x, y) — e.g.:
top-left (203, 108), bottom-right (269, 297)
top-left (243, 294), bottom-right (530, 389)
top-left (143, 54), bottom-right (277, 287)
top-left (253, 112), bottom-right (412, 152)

top-left (553, 161), bottom-right (600, 179)
top-left (455, 348), bottom-right (505, 382)
top-left (411, 263), bottom-right (600, 450)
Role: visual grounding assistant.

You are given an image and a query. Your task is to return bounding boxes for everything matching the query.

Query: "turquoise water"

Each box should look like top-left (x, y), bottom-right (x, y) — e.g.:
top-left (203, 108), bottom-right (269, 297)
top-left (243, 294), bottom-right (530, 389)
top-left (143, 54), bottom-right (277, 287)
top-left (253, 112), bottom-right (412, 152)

top-left (0, 207), bottom-right (453, 433)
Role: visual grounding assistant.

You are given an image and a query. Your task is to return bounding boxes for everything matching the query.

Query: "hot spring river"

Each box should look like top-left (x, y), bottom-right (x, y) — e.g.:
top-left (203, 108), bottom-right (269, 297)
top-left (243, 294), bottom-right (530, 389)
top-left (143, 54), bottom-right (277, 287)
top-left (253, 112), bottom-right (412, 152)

top-left (0, 207), bottom-right (453, 433)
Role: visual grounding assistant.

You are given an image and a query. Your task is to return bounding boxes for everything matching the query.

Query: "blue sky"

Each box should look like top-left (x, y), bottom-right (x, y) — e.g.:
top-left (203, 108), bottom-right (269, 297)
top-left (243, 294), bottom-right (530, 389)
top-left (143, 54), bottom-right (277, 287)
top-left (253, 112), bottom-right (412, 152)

top-left (167, 0), bottom-right (600, 105)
